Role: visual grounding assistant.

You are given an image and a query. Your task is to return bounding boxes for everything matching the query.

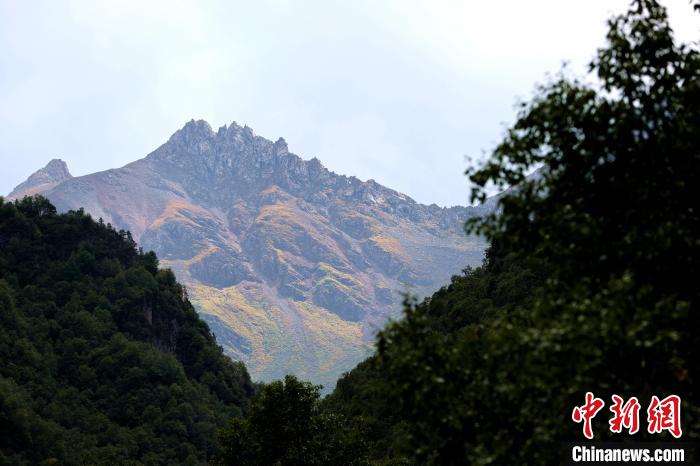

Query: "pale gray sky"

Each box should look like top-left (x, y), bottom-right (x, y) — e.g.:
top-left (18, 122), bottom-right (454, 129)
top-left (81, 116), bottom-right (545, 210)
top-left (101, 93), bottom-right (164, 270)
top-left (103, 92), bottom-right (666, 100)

top-left (1, 1), bottom-right (697, 206)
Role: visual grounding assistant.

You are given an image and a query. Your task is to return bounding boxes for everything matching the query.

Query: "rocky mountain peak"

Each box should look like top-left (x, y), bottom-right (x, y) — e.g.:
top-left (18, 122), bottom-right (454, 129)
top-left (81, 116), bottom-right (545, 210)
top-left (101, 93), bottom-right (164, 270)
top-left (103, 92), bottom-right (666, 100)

top-left (142, 120), bottom-right (477, 232)
top-left (167, 119), bottom-right (215, 146)
top-left (6, 119), bottom-right (491, 389)
top-left (44, 158), bottom-right (71, 176)
top-left (274, 137), bottom-right (289, 155)
top-left (7, 158), bottom-right (73, 199)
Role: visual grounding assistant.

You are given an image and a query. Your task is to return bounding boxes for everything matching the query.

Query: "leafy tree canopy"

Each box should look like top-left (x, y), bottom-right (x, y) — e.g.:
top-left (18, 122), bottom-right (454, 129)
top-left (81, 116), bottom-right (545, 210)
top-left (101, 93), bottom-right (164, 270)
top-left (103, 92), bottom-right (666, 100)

top-left (0, 196), bottom-right (254, 465)
top-left (315, 1), bottom-right (700, 464)
top-left (218, 375), bottom-right (366, 465)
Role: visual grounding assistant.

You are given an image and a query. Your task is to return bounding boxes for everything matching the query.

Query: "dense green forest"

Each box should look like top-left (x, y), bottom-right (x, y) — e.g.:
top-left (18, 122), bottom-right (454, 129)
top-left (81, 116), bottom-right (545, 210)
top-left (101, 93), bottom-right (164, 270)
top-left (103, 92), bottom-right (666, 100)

top-left (1, 1), bottom-right (697, 465)
top-left (0, 196), bottom-right (254, 464)
top-left (222, 1), bottom-right (699, 464)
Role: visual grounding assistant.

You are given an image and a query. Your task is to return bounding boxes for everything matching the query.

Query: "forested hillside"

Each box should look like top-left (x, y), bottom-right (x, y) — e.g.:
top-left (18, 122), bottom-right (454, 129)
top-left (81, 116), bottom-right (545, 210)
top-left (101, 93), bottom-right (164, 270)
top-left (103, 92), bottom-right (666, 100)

top-left (321, 251), bottom-right (543, 463)
top-left (221, 2), bottom-right (700, 464)
top-left (0, 196), bottom-right (254, 465)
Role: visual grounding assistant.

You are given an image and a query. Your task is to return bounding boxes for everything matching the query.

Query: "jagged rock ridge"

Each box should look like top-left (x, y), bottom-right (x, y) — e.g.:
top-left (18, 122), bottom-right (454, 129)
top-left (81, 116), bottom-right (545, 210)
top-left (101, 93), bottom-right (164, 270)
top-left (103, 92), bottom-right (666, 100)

top-left (8, 158), bottom-right (73, 199)
top-left (7, 120), bottom-right (488, 388)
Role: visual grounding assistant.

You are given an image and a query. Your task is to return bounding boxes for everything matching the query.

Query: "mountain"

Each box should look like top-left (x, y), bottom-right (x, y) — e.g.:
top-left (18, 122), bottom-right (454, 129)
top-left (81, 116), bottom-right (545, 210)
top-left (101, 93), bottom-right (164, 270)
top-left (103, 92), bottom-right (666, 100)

top-left (0, 196), bottom-right (253, 464)
top-left (6, 120), bottom-right (488, 388)
top-left (7, 158), bottom-right (73, 199)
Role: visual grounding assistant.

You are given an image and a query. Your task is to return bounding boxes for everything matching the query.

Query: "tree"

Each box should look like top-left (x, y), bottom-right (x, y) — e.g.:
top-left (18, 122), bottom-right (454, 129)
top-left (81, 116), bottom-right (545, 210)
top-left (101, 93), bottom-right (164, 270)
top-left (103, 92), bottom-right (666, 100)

top-left (0, 196), bottom-right (255, 464)
top-left (219, 375), bottom-right (366, 465)
top-left (374, 1), bottom-right (699, 463)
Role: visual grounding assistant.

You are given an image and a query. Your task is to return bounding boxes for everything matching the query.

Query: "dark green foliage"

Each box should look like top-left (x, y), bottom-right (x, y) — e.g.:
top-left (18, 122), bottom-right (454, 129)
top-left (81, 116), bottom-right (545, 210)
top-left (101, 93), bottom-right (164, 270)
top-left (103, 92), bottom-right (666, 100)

top-left (320, 252), bottom-right (543, 464)
top-left (321, 357), bottom-right (408, 463)
top-left (0, 196), bottom-right (254, 465)
top-left (322, 1), bottom-right (699, 464)
top-left (329, 255), bottom-right (542, 464)
top-left (218, 375), bottom-right (365, 465)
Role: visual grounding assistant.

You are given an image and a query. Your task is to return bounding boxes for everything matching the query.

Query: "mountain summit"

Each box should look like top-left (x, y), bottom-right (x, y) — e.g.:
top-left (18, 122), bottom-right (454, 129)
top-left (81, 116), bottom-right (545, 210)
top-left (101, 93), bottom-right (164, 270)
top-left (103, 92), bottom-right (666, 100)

top-left (7, 120), bottom-right (488, 387)
top-left (8, 158), bottom-right (72, 199)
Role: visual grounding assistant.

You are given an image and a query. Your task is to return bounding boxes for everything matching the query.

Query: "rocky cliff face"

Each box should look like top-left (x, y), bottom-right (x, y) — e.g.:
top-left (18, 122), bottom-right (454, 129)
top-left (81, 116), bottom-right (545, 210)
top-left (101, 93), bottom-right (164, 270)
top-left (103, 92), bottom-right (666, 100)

top-left (7, 120), bottom-right (489, 388)
top-left (8, 158), bottom-right (73, 199)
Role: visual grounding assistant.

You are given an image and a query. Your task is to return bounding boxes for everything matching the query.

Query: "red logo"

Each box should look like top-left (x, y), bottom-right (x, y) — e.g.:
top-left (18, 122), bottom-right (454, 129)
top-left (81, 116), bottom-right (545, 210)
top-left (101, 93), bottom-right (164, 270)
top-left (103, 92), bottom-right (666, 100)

top-left (609, 395), bottom-right (641, 435)
top-left (572, 393), bottom-right (682, 439)
top-left (647, 395), bottom-right (682, 438)
top-left (572, 392), bottom-right (606, 439)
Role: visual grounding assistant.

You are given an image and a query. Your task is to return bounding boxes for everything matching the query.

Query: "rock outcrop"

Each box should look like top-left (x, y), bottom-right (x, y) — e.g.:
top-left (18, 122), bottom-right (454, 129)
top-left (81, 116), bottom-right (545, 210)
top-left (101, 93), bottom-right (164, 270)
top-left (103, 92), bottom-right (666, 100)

top-left (8, 158), bottom-right (73, 199)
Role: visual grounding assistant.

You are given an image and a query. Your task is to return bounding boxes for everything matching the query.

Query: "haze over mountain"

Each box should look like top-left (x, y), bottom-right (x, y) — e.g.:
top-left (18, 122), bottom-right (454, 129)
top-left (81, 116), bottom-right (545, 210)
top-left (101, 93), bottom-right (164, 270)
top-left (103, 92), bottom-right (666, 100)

top-left (7, 120), bottom-right (488, 388)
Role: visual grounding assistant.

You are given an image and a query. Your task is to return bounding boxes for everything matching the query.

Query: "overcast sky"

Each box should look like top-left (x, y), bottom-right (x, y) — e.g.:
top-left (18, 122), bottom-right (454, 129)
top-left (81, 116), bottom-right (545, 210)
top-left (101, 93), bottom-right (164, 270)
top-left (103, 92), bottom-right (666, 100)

top-left (1, 1), bottom-right (697, 206)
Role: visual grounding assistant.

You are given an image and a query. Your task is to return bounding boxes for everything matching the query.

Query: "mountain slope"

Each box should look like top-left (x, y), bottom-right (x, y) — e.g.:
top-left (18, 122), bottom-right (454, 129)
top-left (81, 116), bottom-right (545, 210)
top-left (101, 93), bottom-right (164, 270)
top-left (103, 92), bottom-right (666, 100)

top-left (7, 120), bottom-right (488, 388)
top-left (0, 196), bottom-right (253, 465)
